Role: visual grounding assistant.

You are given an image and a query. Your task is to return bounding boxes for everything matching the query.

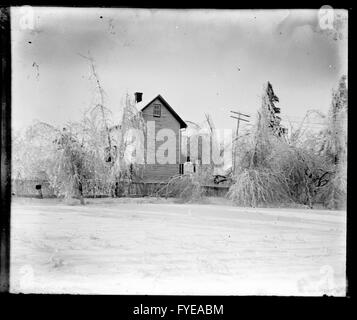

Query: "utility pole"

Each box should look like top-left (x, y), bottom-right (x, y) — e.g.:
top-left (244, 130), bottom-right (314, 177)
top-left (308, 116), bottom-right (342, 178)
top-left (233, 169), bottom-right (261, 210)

top-left (230, 110), bottom-right (250, 174)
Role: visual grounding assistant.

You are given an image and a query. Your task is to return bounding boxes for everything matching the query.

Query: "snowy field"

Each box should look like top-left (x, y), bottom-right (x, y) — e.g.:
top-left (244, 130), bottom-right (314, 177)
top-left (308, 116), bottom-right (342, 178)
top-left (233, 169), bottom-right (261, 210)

top-left (10, 197), bottom-right (346, 296)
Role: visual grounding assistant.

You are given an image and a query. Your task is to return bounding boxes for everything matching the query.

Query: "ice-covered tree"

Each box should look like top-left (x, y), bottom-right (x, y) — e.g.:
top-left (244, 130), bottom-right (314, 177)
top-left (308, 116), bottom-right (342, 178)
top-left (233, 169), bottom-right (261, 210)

top-left (317, 75), bottom-right (347, 209)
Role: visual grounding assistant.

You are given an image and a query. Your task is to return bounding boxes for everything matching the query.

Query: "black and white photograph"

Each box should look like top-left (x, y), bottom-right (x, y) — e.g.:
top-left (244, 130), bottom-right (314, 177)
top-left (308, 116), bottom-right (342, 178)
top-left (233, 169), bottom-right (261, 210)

top-left (2, 6), bottom-right (348, 296)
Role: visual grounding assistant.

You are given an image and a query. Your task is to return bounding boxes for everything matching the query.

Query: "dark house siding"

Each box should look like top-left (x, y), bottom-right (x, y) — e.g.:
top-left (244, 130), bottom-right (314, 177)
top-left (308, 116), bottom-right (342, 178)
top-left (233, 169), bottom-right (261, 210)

top-left (140, 97), bottom-right (184, 182)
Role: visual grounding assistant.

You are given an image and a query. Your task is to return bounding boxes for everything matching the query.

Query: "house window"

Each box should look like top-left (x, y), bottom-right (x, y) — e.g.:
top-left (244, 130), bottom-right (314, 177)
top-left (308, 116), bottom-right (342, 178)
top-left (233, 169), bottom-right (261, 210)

top-left (153, 104), bottom-right (161, 117)
top-left (179, 163), bottom-right (184, 174)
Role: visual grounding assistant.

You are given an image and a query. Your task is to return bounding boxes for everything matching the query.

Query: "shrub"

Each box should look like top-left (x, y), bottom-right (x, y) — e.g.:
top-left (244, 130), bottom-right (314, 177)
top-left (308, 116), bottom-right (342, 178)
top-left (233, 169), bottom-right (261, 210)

top-left (227, 168), bottom-right (291, 207)
top-left (154, 174), bottom-right (204, 201)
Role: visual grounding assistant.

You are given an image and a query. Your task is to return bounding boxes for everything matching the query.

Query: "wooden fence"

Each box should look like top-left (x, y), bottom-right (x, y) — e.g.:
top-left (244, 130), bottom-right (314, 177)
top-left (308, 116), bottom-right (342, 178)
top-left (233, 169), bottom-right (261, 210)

top-left (12, 179), bottom-right (230, 198)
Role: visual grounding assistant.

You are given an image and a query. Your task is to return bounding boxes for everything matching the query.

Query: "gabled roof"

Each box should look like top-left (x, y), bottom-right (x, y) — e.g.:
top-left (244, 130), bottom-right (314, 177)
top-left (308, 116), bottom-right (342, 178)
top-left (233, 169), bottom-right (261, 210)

top-left (138, 94), bottom-right (187, 129)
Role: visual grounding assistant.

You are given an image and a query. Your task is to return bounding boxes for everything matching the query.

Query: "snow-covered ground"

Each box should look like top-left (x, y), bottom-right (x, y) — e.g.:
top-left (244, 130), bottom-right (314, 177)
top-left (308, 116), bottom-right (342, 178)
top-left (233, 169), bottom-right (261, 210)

top-left (10, 198), bottom-right (346, 296)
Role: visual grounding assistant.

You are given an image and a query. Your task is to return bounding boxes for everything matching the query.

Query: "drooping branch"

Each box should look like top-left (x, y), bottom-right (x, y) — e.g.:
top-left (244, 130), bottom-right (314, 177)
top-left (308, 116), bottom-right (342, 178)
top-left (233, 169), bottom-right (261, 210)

top-left (78, 52), bottom-right (112, 150)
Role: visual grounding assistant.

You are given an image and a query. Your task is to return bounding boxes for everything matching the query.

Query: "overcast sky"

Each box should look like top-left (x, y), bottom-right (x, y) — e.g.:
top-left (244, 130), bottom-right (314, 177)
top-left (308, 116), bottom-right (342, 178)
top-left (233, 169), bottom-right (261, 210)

top-left (11, 7), bottom-right (348, 132)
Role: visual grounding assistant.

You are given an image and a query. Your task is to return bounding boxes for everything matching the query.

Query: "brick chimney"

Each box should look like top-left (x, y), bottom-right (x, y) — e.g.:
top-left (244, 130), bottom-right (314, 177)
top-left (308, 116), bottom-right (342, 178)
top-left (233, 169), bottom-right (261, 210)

top-left (134, 92), bottom-right (143, 103)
